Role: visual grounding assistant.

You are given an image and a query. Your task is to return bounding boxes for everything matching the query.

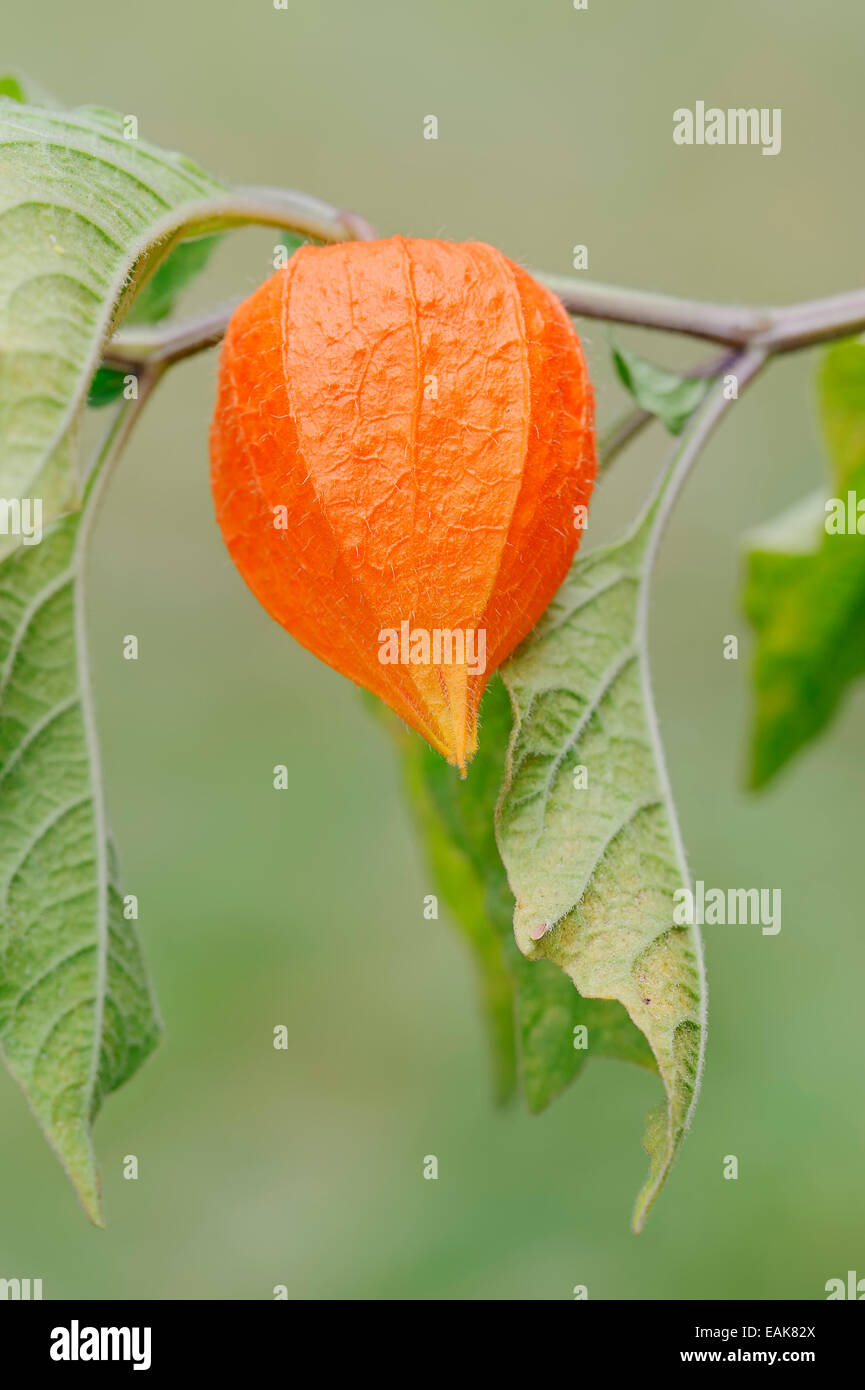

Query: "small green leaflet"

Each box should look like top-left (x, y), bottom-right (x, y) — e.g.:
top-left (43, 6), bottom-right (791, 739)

top-left (0, 492), bottom-right (161, 1225)
top-left (280, 230), bottom-right (309, 259)
top-left (87, 367), bottom-right (129, 410)
top-left (0, 75), bottom-right (26, 101)
top-left (496, 475), bottom-right (705, 1232)
top-left (125, 234), bottom-right (220, 326)
top-left (745, 337), bottom-right (865, 787)
top-left (395, 678), bottom-right (654, 1114)
top-left (613, 343), bottom-right (712, 435)
top-left (0, 71), bottom-right (60, 109)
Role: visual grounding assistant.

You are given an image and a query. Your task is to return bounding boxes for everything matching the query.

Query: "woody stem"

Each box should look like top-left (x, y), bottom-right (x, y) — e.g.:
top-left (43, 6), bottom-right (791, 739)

top-left (597, 407), bottom-right (653, 471)
top-left (540, 275), bottom-right (865, 351)
top-left (102, 184), bottom-right (865, 366)
top-left (106, 276), bottom-right (865, 372)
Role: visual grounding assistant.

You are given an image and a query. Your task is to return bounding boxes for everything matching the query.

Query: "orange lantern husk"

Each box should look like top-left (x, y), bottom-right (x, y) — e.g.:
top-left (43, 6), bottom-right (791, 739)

top-left (210, 237), bottom-right (596, 772)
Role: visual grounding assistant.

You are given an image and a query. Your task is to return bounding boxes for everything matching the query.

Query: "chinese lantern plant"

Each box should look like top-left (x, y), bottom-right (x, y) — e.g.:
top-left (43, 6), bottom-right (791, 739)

top-left (2, 88), bottom-right (865, 1230)
top-left (210, 237), bottom-right (597, 771)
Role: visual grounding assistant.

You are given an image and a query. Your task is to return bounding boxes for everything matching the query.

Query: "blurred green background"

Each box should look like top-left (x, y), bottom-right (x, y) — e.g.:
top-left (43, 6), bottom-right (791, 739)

top-left (2, 0), bottom-right (863, 1300)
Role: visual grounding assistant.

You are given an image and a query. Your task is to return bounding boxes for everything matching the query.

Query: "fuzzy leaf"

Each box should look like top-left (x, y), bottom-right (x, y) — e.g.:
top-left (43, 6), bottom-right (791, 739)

top-left (745, 338), bottom-right (865, 787)
top-left (0, 99), bottom-right (227, 548)
top-left (87, 237), bottom-right (221, 407)
top-left (496, 496), bottom-right (705, 1230)
top-left (0, 506), bottom-right (161, 1223)
top-left (395, 676), bottom-right (655, 1114)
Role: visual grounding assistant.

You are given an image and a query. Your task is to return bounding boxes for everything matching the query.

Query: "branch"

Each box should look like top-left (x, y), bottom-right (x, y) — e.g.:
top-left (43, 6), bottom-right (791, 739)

top-left (643, 345), bottom-right (769, 566)
top-left (539, 275), bottom-right (770, 346)
top-left (107, 274), bottom-right (865, 375)
top-left (753, 287), bottom-right (865, 352)
top-left (597, 407), bottom-right (653, 472)
top-left (194, 185), bottom-right (378, 244)
top-left (103, 306), bottom-right (239, 369)
top-left (102, 185), bottom-right (865, 373)
top-left (81, 365), bottom-right (166, 495)
top-left (542, 274), bottom-right (865, 351)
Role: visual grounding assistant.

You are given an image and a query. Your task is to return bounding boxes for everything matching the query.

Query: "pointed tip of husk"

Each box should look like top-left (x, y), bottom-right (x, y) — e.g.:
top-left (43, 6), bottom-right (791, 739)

top-left (402, 661), bottom-right (480, 773)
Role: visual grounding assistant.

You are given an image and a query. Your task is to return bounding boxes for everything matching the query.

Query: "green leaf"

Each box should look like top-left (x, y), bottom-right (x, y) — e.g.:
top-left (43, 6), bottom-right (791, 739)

top-left (398, 681), bottom-right (517, 1104)
top-left (87, 367), bottom-right (129, 410)
top-left (0, 75), bottom-right (25, 102)
top-left (0, 73), bottom-right (60, 108)
top-left (125, 234), bottom-right (220, 326)
top-left (613, 344), bottom-right (711, 435)
top-left (394, 676), bottom-right (655, 1115)
top-left (496, 486), bottom-right (705, 1231)
top-left (0, 100), bottom-right (228, 550)
top-left (279, 230), bottom-right (308, 258)
top-left (819, 337), bottom-right (865, 489)
top-left (745, 338), bottom-right (865, 787)
top-left (0, 492), bottom-right (161, 1224)
top-left (0, 94), bottom-right (227, 1221)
